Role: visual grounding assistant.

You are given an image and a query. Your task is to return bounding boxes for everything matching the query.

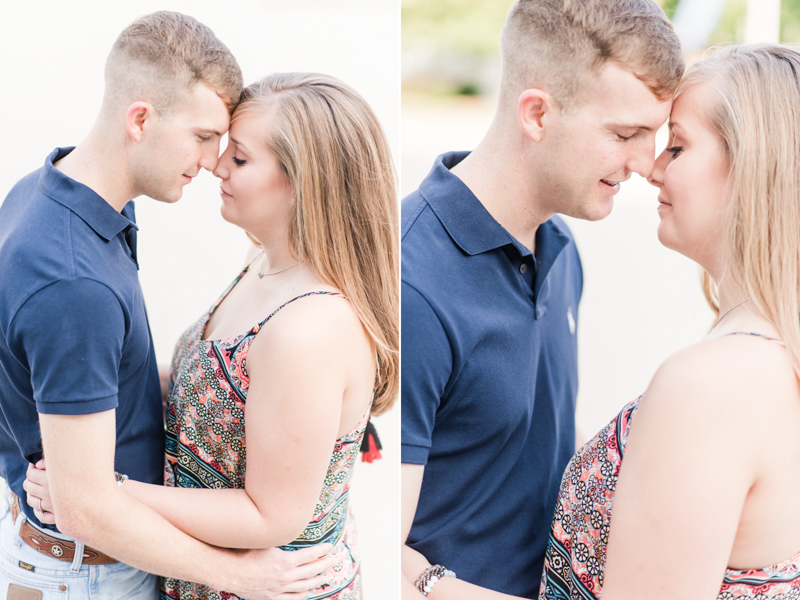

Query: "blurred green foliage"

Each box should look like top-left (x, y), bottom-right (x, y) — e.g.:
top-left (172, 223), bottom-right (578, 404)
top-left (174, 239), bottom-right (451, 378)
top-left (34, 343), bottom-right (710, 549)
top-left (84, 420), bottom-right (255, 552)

top-left (401, 0), bottom-right (510, 54)
top-left (402, 0), bottom-right (800, 55)
top-left (660, 0), bottom-right (681, 18)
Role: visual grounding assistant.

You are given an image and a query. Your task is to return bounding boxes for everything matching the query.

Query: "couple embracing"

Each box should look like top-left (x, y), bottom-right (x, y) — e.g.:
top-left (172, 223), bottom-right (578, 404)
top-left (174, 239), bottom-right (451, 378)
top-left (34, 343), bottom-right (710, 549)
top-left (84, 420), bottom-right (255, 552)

top-left (402, 1), bottom-right (800, 599)
top-left (0, 10), bottom-right (398, 600)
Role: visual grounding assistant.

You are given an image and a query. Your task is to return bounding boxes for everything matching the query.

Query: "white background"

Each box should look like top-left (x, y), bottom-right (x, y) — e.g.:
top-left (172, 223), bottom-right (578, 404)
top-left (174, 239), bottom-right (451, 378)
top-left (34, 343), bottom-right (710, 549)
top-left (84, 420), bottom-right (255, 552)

top-left (0, 2), bottom-right (400, 598)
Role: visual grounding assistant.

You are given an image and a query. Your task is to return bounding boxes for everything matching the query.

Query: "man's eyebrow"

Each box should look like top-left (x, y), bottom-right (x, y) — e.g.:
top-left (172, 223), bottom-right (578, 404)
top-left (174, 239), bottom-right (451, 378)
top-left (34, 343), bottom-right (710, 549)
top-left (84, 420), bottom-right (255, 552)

top-left (193, 128), bottom-right (224, 137)
top-left (608, 122), bottom-right (657, 132)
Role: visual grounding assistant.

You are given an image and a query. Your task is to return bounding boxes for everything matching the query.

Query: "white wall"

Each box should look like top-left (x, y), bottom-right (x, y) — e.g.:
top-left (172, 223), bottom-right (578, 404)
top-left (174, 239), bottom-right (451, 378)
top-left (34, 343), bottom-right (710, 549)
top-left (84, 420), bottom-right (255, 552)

top-left (0, 2), bottom-right (400, 597)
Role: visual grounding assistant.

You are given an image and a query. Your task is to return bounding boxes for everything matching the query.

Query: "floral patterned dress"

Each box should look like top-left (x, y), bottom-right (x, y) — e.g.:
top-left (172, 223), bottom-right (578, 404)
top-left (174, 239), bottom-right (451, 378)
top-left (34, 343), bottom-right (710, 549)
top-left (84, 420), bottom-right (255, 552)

top-left (161, 267), bottom-right (367, 600)
top-left (540, 333), bottom-right (800, 600)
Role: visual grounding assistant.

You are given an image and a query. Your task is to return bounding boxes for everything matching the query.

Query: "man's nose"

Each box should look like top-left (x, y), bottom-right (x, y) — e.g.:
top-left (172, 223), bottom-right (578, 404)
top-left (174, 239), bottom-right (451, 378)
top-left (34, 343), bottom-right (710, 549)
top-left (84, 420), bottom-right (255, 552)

top-left (200, 143), bottom-right (220, 172)
top-left (627, 136), bottom-right (657, 179)
top-left (647, 149), bottom-right (670, 188)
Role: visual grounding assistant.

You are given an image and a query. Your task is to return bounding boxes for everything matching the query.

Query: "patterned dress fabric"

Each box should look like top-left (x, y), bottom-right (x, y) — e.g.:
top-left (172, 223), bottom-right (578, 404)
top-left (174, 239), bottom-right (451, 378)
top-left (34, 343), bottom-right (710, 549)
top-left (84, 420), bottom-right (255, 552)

top-left (161, 268), bottom-right (367, 600)
top-left (540, 335), bottom-right (800, 600)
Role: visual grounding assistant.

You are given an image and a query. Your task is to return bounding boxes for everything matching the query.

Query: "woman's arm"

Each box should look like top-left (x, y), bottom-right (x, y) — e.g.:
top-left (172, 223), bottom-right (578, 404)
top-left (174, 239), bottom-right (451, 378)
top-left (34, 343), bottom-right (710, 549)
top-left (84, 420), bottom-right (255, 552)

top-left (601, 340), bottom-right (765, 600)
top-left (122, 294), bottom-right (369, 549)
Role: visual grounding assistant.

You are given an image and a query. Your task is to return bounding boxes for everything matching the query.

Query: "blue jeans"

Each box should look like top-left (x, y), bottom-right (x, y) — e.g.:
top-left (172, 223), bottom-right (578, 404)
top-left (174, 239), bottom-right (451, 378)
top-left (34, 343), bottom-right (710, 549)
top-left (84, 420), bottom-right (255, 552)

top-left (0, 490), bottom-right (158, 599)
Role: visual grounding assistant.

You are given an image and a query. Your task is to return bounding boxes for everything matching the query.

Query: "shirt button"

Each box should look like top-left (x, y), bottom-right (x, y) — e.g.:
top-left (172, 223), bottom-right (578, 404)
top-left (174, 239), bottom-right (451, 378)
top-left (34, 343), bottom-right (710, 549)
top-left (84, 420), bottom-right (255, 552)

top-left (519, 264), bottom-right (527, 274)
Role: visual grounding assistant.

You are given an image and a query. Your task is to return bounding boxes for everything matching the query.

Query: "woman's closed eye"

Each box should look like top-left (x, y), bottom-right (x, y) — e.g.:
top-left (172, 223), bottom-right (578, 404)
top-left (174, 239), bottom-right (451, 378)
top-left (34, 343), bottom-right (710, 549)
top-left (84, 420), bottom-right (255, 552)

top-left (232, 156), bottom-right (246, 166)
top-left (666, 146), bottom-right (683, 158)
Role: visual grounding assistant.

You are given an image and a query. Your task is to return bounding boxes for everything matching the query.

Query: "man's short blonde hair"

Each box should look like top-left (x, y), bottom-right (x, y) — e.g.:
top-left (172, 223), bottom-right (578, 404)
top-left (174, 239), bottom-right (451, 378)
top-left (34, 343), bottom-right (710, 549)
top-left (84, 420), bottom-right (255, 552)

top-left (500, 0), bottom-right (684, 109)
top-left (104, 11), bottom-right (242, 115)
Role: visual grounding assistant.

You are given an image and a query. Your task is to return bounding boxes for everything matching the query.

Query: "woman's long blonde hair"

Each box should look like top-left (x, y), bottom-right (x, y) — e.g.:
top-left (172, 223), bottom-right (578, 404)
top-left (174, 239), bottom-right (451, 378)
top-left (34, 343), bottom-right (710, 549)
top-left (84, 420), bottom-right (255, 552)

top-left (234, 73), bottom-right (399, 415)
top-left (683, 44), bottom-right (800, 376)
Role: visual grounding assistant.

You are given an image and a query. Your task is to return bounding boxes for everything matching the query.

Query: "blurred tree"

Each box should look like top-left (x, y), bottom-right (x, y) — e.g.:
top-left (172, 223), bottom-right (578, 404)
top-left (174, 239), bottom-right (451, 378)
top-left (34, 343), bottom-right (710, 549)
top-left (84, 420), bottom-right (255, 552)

top-left (402, 0), bottom-right (800, 97)
top-left (401, 0), bottom-right (509, 54)
top-left (660, 0), bottom-right (681, 17)
top-left (782, 0), bottom-right (800, 41)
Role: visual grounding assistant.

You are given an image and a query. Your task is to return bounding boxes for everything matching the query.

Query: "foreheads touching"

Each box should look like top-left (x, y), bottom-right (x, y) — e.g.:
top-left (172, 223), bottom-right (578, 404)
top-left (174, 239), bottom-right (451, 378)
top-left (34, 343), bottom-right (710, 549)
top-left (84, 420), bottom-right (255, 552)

top-left (499, 0), bottom-right (684, 113)
top-left (102, 11), bottom-right (243, 120)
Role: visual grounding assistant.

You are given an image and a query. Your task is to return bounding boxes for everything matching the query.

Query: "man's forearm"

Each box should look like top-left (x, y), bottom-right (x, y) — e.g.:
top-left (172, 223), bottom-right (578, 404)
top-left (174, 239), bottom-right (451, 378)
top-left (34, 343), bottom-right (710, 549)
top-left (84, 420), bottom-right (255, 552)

top-left (38, 409), bottom-right (245, 592)
top-left (58, 483), bottom-right (240, 592)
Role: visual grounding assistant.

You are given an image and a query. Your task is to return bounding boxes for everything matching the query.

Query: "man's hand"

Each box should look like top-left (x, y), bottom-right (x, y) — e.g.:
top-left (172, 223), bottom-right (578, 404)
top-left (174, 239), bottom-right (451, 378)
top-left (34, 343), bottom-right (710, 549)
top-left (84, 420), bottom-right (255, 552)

top-left (225, 545), bottom-right (338, 600)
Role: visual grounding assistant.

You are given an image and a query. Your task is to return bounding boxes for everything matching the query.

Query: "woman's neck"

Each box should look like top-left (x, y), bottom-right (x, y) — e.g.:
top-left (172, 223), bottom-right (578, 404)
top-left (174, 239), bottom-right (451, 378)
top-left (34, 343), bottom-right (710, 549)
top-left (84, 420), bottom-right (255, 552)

top-left (251, 234), bottom-right (298, 274)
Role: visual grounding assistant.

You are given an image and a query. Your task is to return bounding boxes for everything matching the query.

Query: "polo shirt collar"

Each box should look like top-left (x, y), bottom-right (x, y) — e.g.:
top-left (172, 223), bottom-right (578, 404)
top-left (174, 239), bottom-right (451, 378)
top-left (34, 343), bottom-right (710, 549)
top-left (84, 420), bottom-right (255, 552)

top-left (38, 147), bottom-right (137, 241)
top-left (532, 218), bottom-right (572, 300)
top-left (421, 151), bottom-right (572, 268)
top-left (419, 152), bottom-right (514, 256)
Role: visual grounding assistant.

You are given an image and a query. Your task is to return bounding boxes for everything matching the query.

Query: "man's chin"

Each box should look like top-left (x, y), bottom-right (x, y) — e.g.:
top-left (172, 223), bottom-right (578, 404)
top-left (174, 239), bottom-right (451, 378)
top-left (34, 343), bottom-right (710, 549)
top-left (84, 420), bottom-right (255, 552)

top-left (148, 189), bottom-right (183, 204)
top-left (570, 199), bottom-right (614, 222)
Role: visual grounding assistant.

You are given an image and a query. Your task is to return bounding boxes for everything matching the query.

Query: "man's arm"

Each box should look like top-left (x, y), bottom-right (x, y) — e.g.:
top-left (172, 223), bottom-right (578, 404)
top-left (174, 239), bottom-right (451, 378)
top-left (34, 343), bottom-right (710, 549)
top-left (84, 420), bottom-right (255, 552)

top-left (40, 410), bottom-right (335, 599)
top-left (401, 463), bottom-right (427, 598)
top-left (401, 463), bottom-right (516, 600)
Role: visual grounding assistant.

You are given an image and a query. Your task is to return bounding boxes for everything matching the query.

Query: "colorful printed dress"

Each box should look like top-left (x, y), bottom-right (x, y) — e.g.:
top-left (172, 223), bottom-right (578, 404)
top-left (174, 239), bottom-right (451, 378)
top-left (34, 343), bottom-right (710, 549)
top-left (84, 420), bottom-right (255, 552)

top-left (540, 333), bottom-right (800, 600)
top-left (161, 267), bottom-right (367, 600)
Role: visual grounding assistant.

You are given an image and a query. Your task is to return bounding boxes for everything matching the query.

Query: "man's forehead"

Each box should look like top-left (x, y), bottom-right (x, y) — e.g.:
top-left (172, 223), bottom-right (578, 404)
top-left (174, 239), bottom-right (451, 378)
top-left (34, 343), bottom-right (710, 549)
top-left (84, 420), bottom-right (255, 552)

top-left (176, 82), bottom-right (231, 121)
top-left (583, 61), bottom-right (672, 128)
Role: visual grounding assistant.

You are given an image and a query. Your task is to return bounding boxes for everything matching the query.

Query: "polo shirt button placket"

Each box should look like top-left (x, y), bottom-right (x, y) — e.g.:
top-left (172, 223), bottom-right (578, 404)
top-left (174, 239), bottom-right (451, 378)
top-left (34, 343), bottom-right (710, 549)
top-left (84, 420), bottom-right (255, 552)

top-left (519, 263), bottom-right (527, 274)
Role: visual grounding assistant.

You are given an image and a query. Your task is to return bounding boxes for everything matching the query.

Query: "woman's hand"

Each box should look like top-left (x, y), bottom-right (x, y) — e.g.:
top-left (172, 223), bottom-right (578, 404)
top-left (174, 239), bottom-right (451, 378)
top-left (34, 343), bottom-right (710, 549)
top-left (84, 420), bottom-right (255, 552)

top-left (23, 459), bottom-right (56, 524)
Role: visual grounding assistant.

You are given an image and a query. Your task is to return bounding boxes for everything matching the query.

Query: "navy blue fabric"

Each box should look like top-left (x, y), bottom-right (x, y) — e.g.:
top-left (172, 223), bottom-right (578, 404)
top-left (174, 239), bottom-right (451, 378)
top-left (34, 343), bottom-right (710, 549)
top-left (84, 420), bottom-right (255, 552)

top-left (0, 147), bottom-right (164, 531)
top-left (402, 152), bottom-right (583, 597)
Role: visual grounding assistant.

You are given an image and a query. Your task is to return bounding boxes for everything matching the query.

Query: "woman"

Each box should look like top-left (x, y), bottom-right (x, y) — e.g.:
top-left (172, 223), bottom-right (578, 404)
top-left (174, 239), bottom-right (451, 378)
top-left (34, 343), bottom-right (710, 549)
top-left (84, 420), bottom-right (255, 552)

top-left (27, 72), bottom-right (399, 600)
top-left (406, 44), bottom-right (800, 599)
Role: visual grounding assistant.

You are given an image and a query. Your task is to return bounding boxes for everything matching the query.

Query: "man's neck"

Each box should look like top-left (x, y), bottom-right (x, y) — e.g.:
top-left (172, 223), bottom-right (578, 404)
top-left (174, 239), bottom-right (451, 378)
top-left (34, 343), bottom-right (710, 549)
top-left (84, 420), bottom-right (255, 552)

top-left (449, 122), bottom-right (552, 254)
top-left (55, 125), bottom-right (137, 213)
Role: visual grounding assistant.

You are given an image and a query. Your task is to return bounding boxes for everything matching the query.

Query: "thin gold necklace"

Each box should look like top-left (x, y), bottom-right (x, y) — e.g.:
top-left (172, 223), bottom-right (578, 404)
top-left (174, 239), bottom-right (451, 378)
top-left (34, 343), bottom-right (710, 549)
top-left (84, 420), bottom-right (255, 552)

top-left (258, 254), bottom-right (300, 278)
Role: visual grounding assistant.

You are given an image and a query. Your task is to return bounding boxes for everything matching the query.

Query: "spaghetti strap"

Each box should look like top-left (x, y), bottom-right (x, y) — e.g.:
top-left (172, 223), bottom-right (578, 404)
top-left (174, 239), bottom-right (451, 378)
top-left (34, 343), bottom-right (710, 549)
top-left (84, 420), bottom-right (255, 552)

top-left (258, 291), bottom-right (347, 328)
top-left (723, 331), bottom-right (785, 347)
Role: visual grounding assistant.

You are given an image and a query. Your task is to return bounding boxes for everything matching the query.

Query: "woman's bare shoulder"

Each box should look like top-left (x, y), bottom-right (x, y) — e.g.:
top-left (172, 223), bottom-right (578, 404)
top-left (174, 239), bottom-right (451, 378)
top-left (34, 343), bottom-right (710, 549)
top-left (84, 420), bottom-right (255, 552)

top-left (641, 333), bottom-right (795, 426)
top-left (248, 289), bottom-right (370, 366)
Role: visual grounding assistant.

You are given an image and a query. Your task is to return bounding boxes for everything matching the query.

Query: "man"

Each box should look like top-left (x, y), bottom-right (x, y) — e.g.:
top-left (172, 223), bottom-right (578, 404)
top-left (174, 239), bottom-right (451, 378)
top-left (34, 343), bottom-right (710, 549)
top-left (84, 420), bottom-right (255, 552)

top-left (0, 12), bottom-right (333, 599)
top-left (401, 0), bottom-right (684, 597)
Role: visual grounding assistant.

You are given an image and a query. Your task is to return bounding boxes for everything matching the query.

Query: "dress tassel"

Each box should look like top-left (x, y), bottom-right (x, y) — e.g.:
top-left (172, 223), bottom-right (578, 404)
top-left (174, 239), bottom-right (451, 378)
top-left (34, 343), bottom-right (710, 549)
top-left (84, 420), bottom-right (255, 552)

top-left (360, 420), bottom-right (382, 463)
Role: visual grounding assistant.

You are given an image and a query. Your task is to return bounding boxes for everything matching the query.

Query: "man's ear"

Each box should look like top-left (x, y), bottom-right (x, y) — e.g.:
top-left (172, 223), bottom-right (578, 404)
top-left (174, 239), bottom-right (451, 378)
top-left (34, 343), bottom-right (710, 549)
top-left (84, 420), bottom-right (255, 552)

top-left (125, 101), bottom-right (156, 143)
top-left (518, 88), bottom-right (556, 143)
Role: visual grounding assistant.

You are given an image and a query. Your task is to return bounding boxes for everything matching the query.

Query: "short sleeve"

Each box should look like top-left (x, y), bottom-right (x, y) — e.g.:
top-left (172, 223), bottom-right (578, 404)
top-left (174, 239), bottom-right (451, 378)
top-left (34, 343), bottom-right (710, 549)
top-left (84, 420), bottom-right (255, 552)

top-left (8, 278), bottom-right (125, 415)
top-left (401, 282), bottom-right (453, 465)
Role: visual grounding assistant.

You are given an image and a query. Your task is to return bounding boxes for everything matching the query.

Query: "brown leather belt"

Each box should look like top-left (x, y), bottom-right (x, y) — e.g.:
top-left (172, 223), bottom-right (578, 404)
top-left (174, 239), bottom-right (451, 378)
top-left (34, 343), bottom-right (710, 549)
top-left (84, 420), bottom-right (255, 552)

top-left (9, 492), bottom-right (118, 565)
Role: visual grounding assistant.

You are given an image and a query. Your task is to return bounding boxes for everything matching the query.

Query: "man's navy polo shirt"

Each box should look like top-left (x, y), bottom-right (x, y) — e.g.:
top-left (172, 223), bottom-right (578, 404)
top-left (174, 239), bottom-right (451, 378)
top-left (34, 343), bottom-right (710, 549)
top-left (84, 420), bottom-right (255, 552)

top-left (402, 151), bottom-right (583, 597)
top-left (0, 147), bottom-right (164, 530)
